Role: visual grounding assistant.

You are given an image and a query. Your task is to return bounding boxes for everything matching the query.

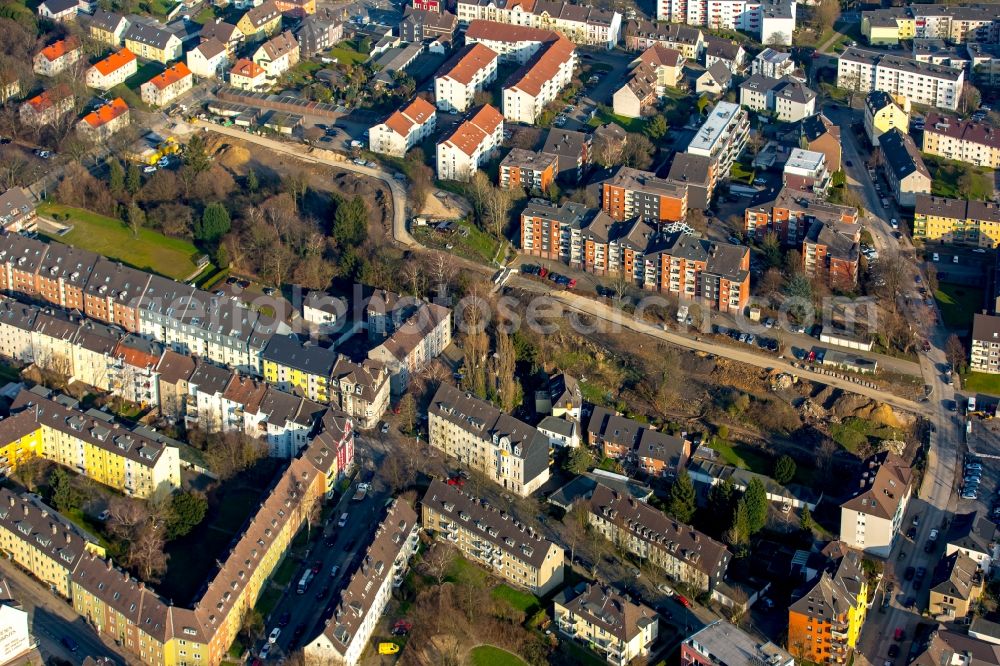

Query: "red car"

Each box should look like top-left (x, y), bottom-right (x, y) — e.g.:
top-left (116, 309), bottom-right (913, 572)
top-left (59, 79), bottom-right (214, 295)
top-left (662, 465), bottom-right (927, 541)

top-left (894, 627), bottom-right (904, 641)
top-left (567, 278), bottom-right (577, 289)
top-left (311, 562), bottom-right (321, 574)
top-left (447, 476), bottom-right (464, 487)
top-left (392, 620), bottom-right (413, 636)
top-left (538, 267), bottom-right (548, 278)
top-left (676, 595), bottom-right (691, 608)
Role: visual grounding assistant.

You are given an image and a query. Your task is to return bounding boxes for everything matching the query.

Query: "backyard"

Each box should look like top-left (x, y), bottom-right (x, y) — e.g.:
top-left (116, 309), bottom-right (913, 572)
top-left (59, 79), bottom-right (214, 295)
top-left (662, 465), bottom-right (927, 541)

top-left (935, 283), bottom-right (984, 330)
top-left (38, 203), bottom-right (211, 282)
top-left (470, 645), bottom-right (529, 666)
top-left (962, 372), bottom-right (1000, 396)
top-left (327, 40), bottom-right (370, 67)
top-left (924, 155), bottom-right (994, 201)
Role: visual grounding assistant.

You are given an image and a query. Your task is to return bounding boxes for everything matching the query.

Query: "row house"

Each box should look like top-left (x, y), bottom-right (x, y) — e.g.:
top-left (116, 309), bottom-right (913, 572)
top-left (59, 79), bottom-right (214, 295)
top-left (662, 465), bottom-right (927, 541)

top-left (503, 36), bottom-right (576, 124)
top-left (33, 37), bottom-right (82, 77)
top-left (19, 86), bottom-right (74, 128)
top-left (623, 20), bottom-right (703, 59)
top-left (745, 186), bottom-right (859, 246)
top-left (187, 39), bottom-right (230, 79)
top-left (434, 43), bottom-right (498, 113)
top-left (422, 479), bottom-right (565, 593)
top-left (554, 583), bottom-right (658, 665)
top-left (599, 166), bottom-right (688, 223)
top-left (837, 47), bottom-right (964, 111)
top-left (456, 0), bottom-right (622, 48)
top-left (88, 10), bottom-right (130, 46)
top-left (187, 360), bottom-right (244, 432)
top-left (428, 382), bottom-right (550, 496)
top-left (802, 220), bottom-right (862, 290)
top-left (500, 148), bottom-right (558, 192)
top-left (85, 49), bottom-right (137, 90)
top-left (236, 0), bottom-right (284, 43)
top-left (328, 358), bottom-right (390, 430)
top-left (200, 18), bottom-right (245, 57)
top-left (261, 333), bottom-right (338, 403)
top-left (123, 21), bottom-right (183, 64)
top-left (685, 101), bottom-right (749, 181)
top-left (436, 103), bottom-right (504, 181)
top-left (879, 128), bottom-right (931, 208)
top-left (588, 406), bottom-right (692, 478)
top-left (303, 500), bottom-right (420, 666)
top-left (369, 96), bottom-right (437, 158)
top-left (77, 98), bottom-right (130, 142)
top-left (863, 90), bottom-right (909, 147)
top-left (0, 188), bottom-right (36, 233)
top-left (922, 111), bottom-right (1000, 169)
top-left (253, 30), bottom-right (300, 81)
top-left (465, 21), bottom-right (562, 65)
top-left (800, 113), bottom-right (842, 173)
top-left (738, 73), bottom-right (817, 122)
top-left (139, 62), bottom-right (193, 108)
top-left (587, 483), bottom-right (731, 591)
top-left (913, 195), bottom-right (1000, 247)
top-left (367, 302), bottom-right (452, 393)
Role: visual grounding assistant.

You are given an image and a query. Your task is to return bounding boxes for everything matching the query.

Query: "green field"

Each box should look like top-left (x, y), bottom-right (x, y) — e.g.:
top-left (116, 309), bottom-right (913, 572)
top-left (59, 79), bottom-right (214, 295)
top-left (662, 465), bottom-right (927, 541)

top-left (924, 155), bottom-right (994, 201)
top-left (587, 109), bottom-right (647, 134)
top-left (935, 284), bottom-right (983, 330)
top-left (830, 417), bottom-right (903, 454)
top-left (962, 372), bottom-right (1000, 396)
top-left (470, 645), bottom-right (528, 666)
top-left (711, 438), bottom-right (772, 474)
top-left (327, 41), bottom-right (369, 67)
top-left (491, 585), bottom-right (539, 614)
top-left (38, 203), bottom-right (208, 281)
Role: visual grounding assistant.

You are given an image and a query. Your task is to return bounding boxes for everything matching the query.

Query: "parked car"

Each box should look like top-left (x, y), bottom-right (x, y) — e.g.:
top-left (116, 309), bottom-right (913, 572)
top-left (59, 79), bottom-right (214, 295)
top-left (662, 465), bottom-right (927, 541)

top-left (268, 628), bottom-right (281, 644)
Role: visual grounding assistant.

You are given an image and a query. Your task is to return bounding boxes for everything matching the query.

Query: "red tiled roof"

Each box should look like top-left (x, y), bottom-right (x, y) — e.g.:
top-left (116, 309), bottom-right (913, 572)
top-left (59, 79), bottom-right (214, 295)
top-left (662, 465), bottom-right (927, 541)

top-left (443, 104), bottom-right (503, 156)
top-left (231, 58), bottom-right (264, 78)
top-left (385, 96), bottom-right (436, 137)
top-left (92, 48), bottom-right (136, 76)
top-left (438, 43), bottom-right (497, 85)
top-left (637, 44), bottom-right (684, 68)
top-left (39, 36), bottom-right (81, 62)
top-left (465, 19), bottom-right (559, 44)
top-left (146, 62), bottom-right (191, 90)
top-left (506, 36), bottom-right (574, 97)
top-left (25, 84), bottom-right (72, 112)
top-left (82, 97), bottom-right (128, 128)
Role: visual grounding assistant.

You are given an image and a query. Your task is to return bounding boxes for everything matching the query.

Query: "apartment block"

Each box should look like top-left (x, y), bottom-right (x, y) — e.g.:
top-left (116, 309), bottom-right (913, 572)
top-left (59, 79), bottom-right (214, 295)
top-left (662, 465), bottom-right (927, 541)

top-left (19, 86), bottom-right (74, 127)
top-left (914, 195), bottom-right (1000, 246)
top-left (864, 90), bottom-right (909, 147)
top-left (370, 96), bottom-right (437, 158)
top-left (862, 4), bottom-right (1000, 46)
top-left (972, 313), bottom-right (1000, 373)
top-left (879, 128), bottom-right (931, 208)
top-left (945, 511), bottom-right (998, 573)
top-left (519, 199), bottom-right (607, 266)
top-left (33, 37), bottom-right (82, 77)
top-left (85, 49), bottom-right (137, 90)
top-left (753, 47), bottom-right (795, 78)
top-left (436, 104), bottom-right (504, 181)
top-left (802, 220), bottom-right (862, 290)
top-left (922, 111), bottom-right (1000, 169)
top-left (839, 452), bottom-right (912, 557)
top-left (400, 7), bottom-right (458, 42)
top-left (666, 153), bottom-right (717, 209)
top-left (588, 406), bottom-right (692, 478)
top-left (682, 620), bottom-right (794, 666)
top-left (296, 13), bottom-right (342, 56)
top-left (367, 302), bottom-right (451, 394)
top-left (553, 583), bottom-right (658, 665)
top-left (623, 20), bottom-right (703, 59)
top-left (140, 62), bottom-right (193, 108)
top-left (587, 483), bottom-right (730, 591)
top-left (422, 479), bottom-right (565, 593)
top-left (0, 189), bottom-right (36, 233)
top-left (328, 357), bottom-right (390, 430)
top-left (500, 148), bottom-right (558, 192)
top-left (465, 21), bottom-right (561, 64)
top-left (542, 128), bottom-right (591, 183)
top-left (304, 500), bottom-right (420, 666)
top-left (929, 551), bottom-right (984, 620)
top-left (783, 148), bottom-right (830, 194)
top-left (739, 74), bottom-right (816, 122)
top-left (123, 21), bottom-right (183, 63)
top-left (89, 10), bottom-right (130, 46)
top-left (261, 334), bottom-right (337, 403)
top-left (837, 47), bottom-right (964, 111)
top-left (502, 36), bottom-right (576, 124)
top-left (656, 0), bottom-right (796, 46)
top-left (745, 186), bottom-right (858, 245)
top-left (599, 166), bottom-right (688, 223)
top-left (428, 383), bottom-right (550, 496)
top-left (456, 0), bottom-right (622, 48)
top-left (685, 101), bottom-right (749, 181)
top-left (434, 43), bottom-right (498, 113)
top-left (77, 98), bottom-right (130, 142)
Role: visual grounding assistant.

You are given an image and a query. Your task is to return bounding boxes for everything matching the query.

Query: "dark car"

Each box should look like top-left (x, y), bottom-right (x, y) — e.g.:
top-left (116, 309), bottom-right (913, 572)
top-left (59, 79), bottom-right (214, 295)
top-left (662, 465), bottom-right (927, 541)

top-left (924, 540), bottom-right (935, 553)
top-left (889, 645), bottom-right (900, 658)
top-left (278, 611), bottom-right (291, 627)
top-left (904, 566), bottom-right (915, 580)
top-left (906, 526), bottom-right (917, 540)
top-left (315, 585), bottom-right (330, 599)
top-left (61, 636), bottom-right (79, 652)
top-left (845, 160), bottom-right (853, 167)
top-left (915, 567), bottom-right (926, 582)
top-left (292, 625), bottom-right (306, 642)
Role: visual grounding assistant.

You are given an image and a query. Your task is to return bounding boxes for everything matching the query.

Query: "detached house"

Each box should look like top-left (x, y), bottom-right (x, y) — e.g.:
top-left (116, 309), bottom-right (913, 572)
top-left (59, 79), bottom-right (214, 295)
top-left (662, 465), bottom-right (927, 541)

top-left (253, 30), bottom-right (300, 81)
top-left (85, 49), bottom-right (137, 90)
top-left (33, 37), bottom-right (82, 77)
top-left (200, 19), bottom-right (244, 57)
top-left (436, 104), bottom-right (504, 181)
top-left (229, 58), bottom-right (268, 91)
top-left (37, 0), bottom-right (81, 23)
top-left (369, 96), bottom-right (437, 158)
top-left (615, 44), bottom-right (685, 117)
top-left (840, 451), bottom-right (912, 557)
top-left (554, 583), bottom-right (658, 664)
top-left (77, 98), bottom-right (129, 142)
top-left (139, 62), bottom-right (193, 108)
top-left (237, 0), bottom-right (284, 42)
top-left (187, 39), bottom-right (229, 79)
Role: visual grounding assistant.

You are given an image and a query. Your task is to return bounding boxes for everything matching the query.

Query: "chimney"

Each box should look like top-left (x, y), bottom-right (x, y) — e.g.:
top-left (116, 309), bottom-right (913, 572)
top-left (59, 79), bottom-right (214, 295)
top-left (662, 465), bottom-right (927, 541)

top-left (7, 496), bottom-right (13, 508)
top-left (51, 523), bottom-right (57, 536)
top-left (107, 558), bottom-right (113, 571)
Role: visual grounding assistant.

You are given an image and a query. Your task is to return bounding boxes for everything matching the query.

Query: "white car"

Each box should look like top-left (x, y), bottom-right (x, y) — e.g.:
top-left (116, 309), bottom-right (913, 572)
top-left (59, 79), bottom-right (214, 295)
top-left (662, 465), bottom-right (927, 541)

top-left (259, 643), bottom-right (271, 659)
top-left (143, 166), bottom-right (157, 174)
top-left (268, 628), bottom-right (281, 644)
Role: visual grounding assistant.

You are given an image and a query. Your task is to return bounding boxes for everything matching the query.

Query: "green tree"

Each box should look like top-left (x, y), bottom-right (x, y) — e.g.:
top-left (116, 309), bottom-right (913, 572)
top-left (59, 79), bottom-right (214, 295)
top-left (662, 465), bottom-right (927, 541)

top-left (167, 491), bottom-right (208, 539)
top-left (108, 158), bottom-right (125, 194)
top-left (126, 163), bottom-right (141, 196)
top-left (667, 470), bottom-right (697, 523)
top-left (331, 196), bottom-right (368, 246)
top-left (51, 468), bottom-right (83, 513)
top-left (566, 446), bottom-right (595, 475)
top-left (707, 477), bottom-right (736, 517)
top-left (744, 477), bottom-right (768, 534)
top-left (183, 133), bottom-right (212, 175)
top-left (773, 455), bottom-right (797, 485)
top-left (644, 114), bottom-right (668, 141)
top-left (800, 505), bottom-right (814, 532)
top-left (196, 202), bottom-right (231, 243)
top-left (727, 498), bottom-right (750, 546)
top-left (784, 273), bottom-right (813, 322)
top-left (215, 244), bottom-right (230, 269)
top-left (246, 169), bottom-right (259, 194)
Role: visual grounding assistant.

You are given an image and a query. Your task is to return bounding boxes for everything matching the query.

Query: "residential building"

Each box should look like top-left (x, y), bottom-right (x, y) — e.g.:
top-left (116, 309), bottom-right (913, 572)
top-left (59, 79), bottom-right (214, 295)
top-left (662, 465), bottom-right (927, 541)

top-left (275, 0), bottom-right (316, 18)
top-left (428, 382), bottom-right (550, 496)
top-left (33, 37), bottom-right (82, 77)
top-left (200, 19), bottom-right (245, 56)
top-left (328, 357), bottom-right (390, 430)
top-left (434, 43), bottom-right (498, 113)
top-left (864, 90), bottom-right (909, 147)
top-left (301, 291), bottom-right (348, 336)
top-left (695, 61), bottom-right (732, 95)
top-left (457, 0), bottom-right (622, 49)
top-left (839, 451), bottom-right (913, 557)
top-left (623, 20), bottom-right (703, 59)
top-left (682, 621), bottom-right (795, 666)
top-left (502, 36), bottom-right (576, 124)
top-left (520, 199), bottom-right (605, 266)
top-left (0, 189), bottom-right (36, 233)
top-left (788, 549), bottom-right (869, 663)
top-left (4, 389), bottom-right (181, 498)
top-left (656, 0), bottom-right (796, 45)
top-left (85, 49), bottom-right (137, 90)
top-left (537, 416), bottom-right (579, 448)
top-left (589, 406), bottom-right (692, 478)
top-left (930, 551), bottom-right (985, 619)
top-left (139, 62), bottom-right (193, 108)
top-left (0, 579), bottom-right (33, 664)
top-left (229, 58), bottom-right (268, 91)
top-left (367, 302), bottom-right (452, 393)
top-left (783, 148), bottom-right (830, 194)
top-left (553, 583), bottom-right (658, 665)
top-left (37, 0), bottom-right (80, 23)
top-left (685, 101), bottom-right (748, 181)
top-left (421, 479), bottom-right (565, 592)
top-left (972, 313), bottom-right (1000, 373)
top-left (588, 483), bottom-right (730, 591)
top-left (0, 299), bottom-right (39, 363)
top-left (253, 30), bottom-right (299, 81)
top-left (666, 153), bottom-right (716, 209)
top-left (436, 104), bottom-right (504, 181)
top-left (862, 5), bottom-right (1000, 46)
top-left (123, 21), bottom-right (183, 63)
top-left (738, 74), bottom-right (816, 122)
top-left (295, 12), bottom-right (342, 56)
top-left (799, 113), bottom-right (842, 173)
top-left (945, 512), bottom-right (998, 572)
top-left (837, 47), bottom-right (964, 111)
top-left (922, 111), bottom-right (1000, 168)
top-left (19, 86), bottom-right (74, 127)
top-left (879, 128), bottom-right (931, 208)
top-left (618, 46), bottom-right (684, 115)
top-left (912, 628), bottom-right (1000, 665)
top-left (303, 499), bottom-right (419, 666)
top-left (542, 128), bottom-right (590, 183)
top-left (703, 36), bottom-right (745, 73)
top-left (753, 47), bottom-right (794, 78)
top-left (369, 96), bottom-right (437, 158)
top-left (77, 98), bottom-right (130, 142)
top-left (82, 258), bottom-right (149, 333)
top-left (803, 220), bottom-right (861, 289)
top-left (413, 0), bottom-right (441, 11)
top-left (688, 456), bottom-right (821, 510)
top-left (599, 166), bottom-right (688, 223)
top-left (155, 350), bottom-right (195, 420)
top-left (400, 7), bottom-right (458, 42)
top-left (500, 149), bottom-right (558, 192)
top-left (745, 186), bottom-right (858, 245)
top-left (187, 39), bottom-right (230, 79)
top-left (913, 195), bottom-right (1000, 246)
top-left (88, 10), bottom-right (130, 46)
top-left (237, 0), bottom-right (284, 42)
top-left (261, 334), bottom-right (337, 403)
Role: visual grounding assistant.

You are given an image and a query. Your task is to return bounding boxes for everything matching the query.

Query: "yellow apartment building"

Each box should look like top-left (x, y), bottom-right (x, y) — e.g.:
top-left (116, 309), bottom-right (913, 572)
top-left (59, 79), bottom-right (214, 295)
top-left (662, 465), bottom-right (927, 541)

top-left (260, 334), bottom-right (336, 403)
top-left (914, 195), bottom-right (1000, 247)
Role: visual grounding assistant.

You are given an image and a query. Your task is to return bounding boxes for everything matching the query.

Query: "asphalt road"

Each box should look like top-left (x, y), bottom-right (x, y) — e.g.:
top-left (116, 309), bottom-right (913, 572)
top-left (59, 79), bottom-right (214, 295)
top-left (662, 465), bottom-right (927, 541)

top-left (0, 559), bottom-right (125, 665)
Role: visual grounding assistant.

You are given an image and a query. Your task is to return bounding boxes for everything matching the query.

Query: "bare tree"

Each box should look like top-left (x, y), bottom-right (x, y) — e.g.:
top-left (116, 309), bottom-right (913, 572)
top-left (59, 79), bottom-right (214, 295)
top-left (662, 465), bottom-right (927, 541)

top-left (418, 541), bottom-right (453, 586)
top-left (492, 326), bottom-right (518, 413)
top-left (815, 0), bottom-right (841, 32)
top-left (0, 150), bottom-right (27, 189)
top-left (945, 334), bottom-right (966, 371)
top-left (874, 250), bottom-right (907, 314)
top-left (960, 82), bottom-right (982, 115)
top-left (485, 184), bottom-right (514, 240)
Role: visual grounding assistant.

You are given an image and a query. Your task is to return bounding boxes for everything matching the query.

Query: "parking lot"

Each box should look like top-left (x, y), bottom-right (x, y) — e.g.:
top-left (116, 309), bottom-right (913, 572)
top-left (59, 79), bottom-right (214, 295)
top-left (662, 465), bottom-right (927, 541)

top-left (963, 411), bottom-right (1000, 523)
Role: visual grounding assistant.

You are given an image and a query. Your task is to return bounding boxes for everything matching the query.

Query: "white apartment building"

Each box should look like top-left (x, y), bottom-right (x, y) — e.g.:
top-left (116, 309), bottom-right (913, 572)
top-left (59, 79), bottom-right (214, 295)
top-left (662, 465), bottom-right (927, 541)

top-left (503, 36), bottom-right (576, 123)
top-left (186, 39), bottom-right (229, 79)
top-left (84, 48), bottom-right (137, 90)
top-left (434, 42), bottom-right (498, 113)
top-left (685, 101), bottom-right (749, 181)
top-left (753, 47), bottom-right (795, 78)
top-left (369, 96), bottom-right (437, 158)
top-left (972, 313), bottom-right (1000, 374)
top-left (837, 47), bottom-right (964, 111)
top-left (657, 0), bottom-right (796, 46)
top-left (139, 62), bottom-right (193, 108)
top-left (456, 0), bottom-right (622, 48)
top-left (436, 103), bottom-right (504, 181)
top-left (922, 111), bottom-right (1000, 169)
top-left (840, 452), bottom-right (912, 558)
top-left (554, 584), bottom-right (658, 665)
top-left (367, 302), bottom-right (452, 393)
top-left (465, 20), bottom-right (559, 64)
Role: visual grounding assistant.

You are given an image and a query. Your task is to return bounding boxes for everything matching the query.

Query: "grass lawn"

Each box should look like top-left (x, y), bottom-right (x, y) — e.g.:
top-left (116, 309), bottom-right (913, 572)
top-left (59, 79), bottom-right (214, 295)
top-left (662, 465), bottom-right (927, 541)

top-left (924, 155), bottom-right (993, 200)
top-left (254, 585), bottom-right (283, 619)
top-left (469, 645), bottom-right (528, 666)
top-left (553, 639), bottom-right (606, 666)
top-left (283, 60), bottom-right (323, 87)
top-left (193, 4), bottom-right (217, 23)
top-left (327, 42), bottom-right (369, 67)
top-left (142, 0), bottom-right (176, 16)
top-left (415, 219), bottom-right (502, 265)
top-left (38, 203), bottom-right (209, 281)
top-left (730, 161), bottom-right (755, 185)
top-left (491, 585), bottom-right (540, 614)
top-left (829, 417), bottom-right (903, 454)
top-left (587, 108), bottom-right (647, 134)
top-left (935, 284), bottom-right (983, 330)
top-left (64, 508), bottom-right (114, 551)
top-left (711, 438), bottom-right (773, 475)
top-left (272, 556), bottom-right (299, 587)
top-left (963, 372), bottom-right (1000, 396)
